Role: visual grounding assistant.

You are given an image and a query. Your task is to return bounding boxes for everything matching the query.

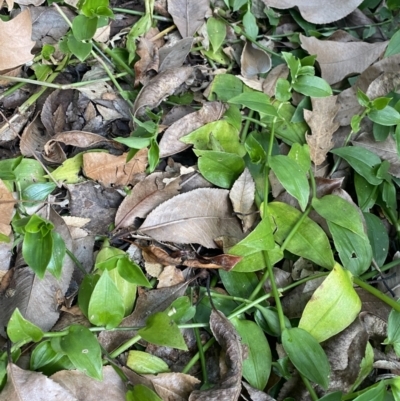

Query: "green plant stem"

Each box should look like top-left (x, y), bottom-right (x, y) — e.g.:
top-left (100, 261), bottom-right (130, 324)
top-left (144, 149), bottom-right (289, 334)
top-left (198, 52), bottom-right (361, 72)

top-left (193, 326), bottom-right (208, 385)
top-left (97, 43), bottom-right (135, 78)
top-left (66, 249), bottom-right (87, 275)
top-left (182, 338), bottom-right (215, 374)
top-left (109, 334), bottom-right (142, 358)
top-left (300, 373), bottom-right (319, 401)
top-left (240, 110), bottom-right (254, 143)
top-left (112, 7), bottom-right (172, 22)
top-left (241, 115), bottom-right (267, 129)
top-left (361, 258), bottom-right (400, 280)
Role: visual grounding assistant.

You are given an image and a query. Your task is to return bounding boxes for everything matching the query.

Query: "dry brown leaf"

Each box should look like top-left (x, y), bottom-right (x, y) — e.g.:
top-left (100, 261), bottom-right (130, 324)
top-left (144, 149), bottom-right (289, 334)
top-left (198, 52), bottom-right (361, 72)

top-left (0, 107), bottom-right (35, 144)
top-left (150, 372), bottom-right (200, 401)
top-left (189, 310), bottom-right (242, 401)
top-left (167, 0), bottom-right (210, 38)
top-left (83, 149), bottom-right (148, 187)
top-left (300, 34), bottom-right (388, 84)
top-left (261, 0), bottom-right (363, 24)
top-left (366, 72), bottom-right (400, 100)
top-left (0, 10), bottom-right (35, 71)
top-left (240, 40), bottom-right (271, 79)
top-left (115, 172), bottom-right (181, 229)
top-left (134, 37), bottom-right (159, 87)
top-left (157, 265), bottom-right (185, 287)
top-left (242, 382), bottom-right (276, 401)
top-left (0, 179), bottom-right (15, 237)
top-left (1, 364), bottom-right (76, 401)
top-left (262, 64), bottom-right (289, 97)
top-left (132, 67), bottom-right (194, 117)
top-left (139, 188), bottom-right (243, 248)
top-left (159, 37), bottom-right (194, 72)
top-left (304, 96), bottom-right (340, 166)
top-left (20, 115), bottom-right (51, 157)
top-left (159, 102), bottom-right (226, 157)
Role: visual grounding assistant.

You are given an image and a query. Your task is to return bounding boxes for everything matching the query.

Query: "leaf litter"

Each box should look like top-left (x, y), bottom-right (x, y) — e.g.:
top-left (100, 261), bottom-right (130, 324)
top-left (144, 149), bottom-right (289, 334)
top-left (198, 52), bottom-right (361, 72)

top-left (2, 0), bottom-right (400, 400)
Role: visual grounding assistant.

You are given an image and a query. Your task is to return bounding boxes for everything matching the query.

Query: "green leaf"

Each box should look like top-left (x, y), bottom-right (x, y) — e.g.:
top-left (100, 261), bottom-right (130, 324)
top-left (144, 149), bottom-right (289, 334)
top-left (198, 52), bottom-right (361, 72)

top-left (138, 312), bottom-right (188, 350)
top-left (78, 274), bottom-right (100, 318)
top-left (109, 264), bottom-right (137, 316)
top-left (126, 350), bottom-right (170, 374)
top-left (245, 132), bottom-right (267, 164)
top-left (23, 230), bottom-right (53, 278)
top-left (255, 306), bottom-right (291, 337)
top-left (207, 17), bottom-right (226, 53)
top-left (364, 212), bottom-right (389, 267)
top-left (330, 147), bottom-right (382, 185)
top-left (275, 78), bottom-right (292, 102)
top-left (60, 325), bottom-right (102, 380)
top-left (385, 29), bottom-right (400, 57)
top-left (351, 342), bottom-right (374, 392)
top-left (355, 172), bottom-right (377, 211)
top-left (195, 150), bottom-right (245, 188)
top-left (208, 74), bottom-right (243, 102)
top-left (282, 51), bottom-right (300, 78)
top-left (270, 155), bottom-right (310, 211)
top-left (67, 36), bottom-right (92, 62)
top-left (14, 158), bottom-right (47, 191)
top-left (282, 327), bottom-right (330, 389)
top-left (46, 231), bottom-right (66, 279)
top-left (117, 256), bottom-right (151, 287)
top-left (288, 143), bottom-right (311, 173)
top-left (268, 202), bottom-right (335, 269)
top-left (72, 15), bottom-right (98, 41)
top-left (232, 318), bottom-right (271, 390)
top-left (228, 92), bottom-right (278, 117)
top-left (126, 385), bottom-right (163, 401)
top-left (148, 138), bottom-right (159, 172)
top-left (368, 106), bottom-right (400, 126)
top-left (7, 308), bottom-right (43, 343)
top-left (219, 270), bottom-right (260, 299)
top-left (165, 297), bottom-right (196, 324)
top-left (22, 183), bottom-right (56, 203)
top-left (88, 270), bottom-right (125, 328)
top-left (352, 380), bottom-right (385, 401)
top-left (49, 153), bottom-right (84, 184)
top-left (299, 263), bottom-right (361, 342)
top-left (292, 75), bottom-right (332, 97)
top-left (243, 11), bottom-right (258, 39)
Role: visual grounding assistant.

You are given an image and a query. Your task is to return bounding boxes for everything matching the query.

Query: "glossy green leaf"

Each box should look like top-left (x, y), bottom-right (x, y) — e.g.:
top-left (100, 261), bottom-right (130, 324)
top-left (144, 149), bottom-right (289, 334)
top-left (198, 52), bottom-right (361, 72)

top-left (282, 52), bottom-right (300, 77)
top-left (292, 75), bottom-right (332, 97)
top-left (208, 74), bottom-right (243, 102)
top-left (385, 303), bottom-right (400, 353)
top-left (364, 212), bottom-right (389, 267)
top-left (228, 92), bottom-right (278, 116)
top-left (352, 380), bottom-right (385, 401)
top-left (138, 312), bottom-right (188, 350)
top-left (48, 153), bottom-right (84, 184)
top-left (117, 256), bottom-right (151, 287)
top-left (255, 306), bottom-right (291, 337)
top-left (7, 308), bottom-right (43, 343)
top-left (46, 231), bottom-right (66, 279)
top-left (351, 342), bottom-right (374, 392)
top-left (14, 158), bottom-right (47, 191)
top-left (78, 274), bottom-right (100, 318)
top-left (108, 265), bottom-right (137, 316)
top-left (127, 350), bottom-right (170, 374)
top-left (368, 106), bottom-right (400, 126)
top-left (219, 270), bottom-right (260, 299)
top-left (196, 150), bottom-right (245, 188)
top-left (60, 325), bottom-right (102, 380)
top-left (244, 133), bottom-right (267, 164)
top-left (22, 182), bottom-right (56, 203)
top-left (207, 17), bottom-right (226, 53)
top-left (126, 385), bottom-right (163, 401)
top-left (243, 10), bottom-right (258, 39)
top-left (275, 78), bottom-right (292, 102)
top-left (282, 327), bottom-right (330, 389)
top-left (223, 105), bottom-right (242, 131)
top-left (385, 30), bottom-right (400, 57)
top-left (354, 172), bottom-right (377, 211)
top-left (288, 143), bottom-right (311, 173)
top-left (299, 263), bottom-right (361, 342)
top-left (23, 230), bottom-right (53, 278)
top-left (270, 155), bottom-right (310, 211)
top-left (72, 15), bottom-right (98, 41)
top-left (88, 270), bottom-right (125, 328)
top-left (232, 318), bottom-right (271, 390)
top-left (165, 297), bottom-right (196, 324)
top-left (267, 202), bottom-right (335, 269)
top-left (318, 393), bottom-right (343, 401)
top-left (330, 147), bottom-right (382, 185)
top-left (67, 36), bottom-right (92, 62)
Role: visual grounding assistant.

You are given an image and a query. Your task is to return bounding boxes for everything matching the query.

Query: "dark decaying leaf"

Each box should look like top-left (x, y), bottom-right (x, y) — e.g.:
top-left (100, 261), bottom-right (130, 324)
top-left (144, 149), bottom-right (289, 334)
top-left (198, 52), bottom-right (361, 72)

top-left (167, 0), bottom-right (210, 38)
top-left (189, 310), bottom-right (242, 401)
top-left (139, 188), bottom-right (244, 248)
top-left (242, 381), bottom-right (276, 401)
top-left (44, 131), bottom-right (117, 150)
top-left (159, 102), bottom-right (226, 157)
top-left (159, 37), bottom-right (194, 72)
top-left (132, 67), bottom-right (194, 117)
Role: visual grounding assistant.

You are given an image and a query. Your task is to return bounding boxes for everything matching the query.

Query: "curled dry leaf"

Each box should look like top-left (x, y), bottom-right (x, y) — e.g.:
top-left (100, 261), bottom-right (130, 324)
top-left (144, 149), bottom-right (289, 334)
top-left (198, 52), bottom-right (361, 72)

top-left (115, 172), bottom-right (181, 229)
top-left (0, 10), bottom-right (35, 71)
top-left (300, 34), bottom-right (388, 85)
top-left (159, 102), bottom-right (226, 157)
top-left (0, 179), bottom-right (16, 237)
top-left (189, 310), bottom-right (242, 401)
top-left (139, 188), bottom-right (244, 248)
top-left (83, 149), bottom-right (148, 187)
top-left (261, 0), bottom-right (363, 24)
top-left (304, 96), bottom-right (340, 166)
top-left (167, 0), bottom-right (210, 38)
top-left (241, 40), bottom-right (271, 79)
top-left (132, 67), bottom-right (194, 117)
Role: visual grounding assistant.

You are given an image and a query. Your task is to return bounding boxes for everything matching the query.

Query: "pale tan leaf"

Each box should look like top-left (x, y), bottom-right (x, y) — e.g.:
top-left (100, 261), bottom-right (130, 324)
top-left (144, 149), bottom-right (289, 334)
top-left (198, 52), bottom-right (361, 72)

top-left (139, 188), bottom-right (243, 248)
top-left (304, 96), bottom-right (340, 166)
top-left (157, 265), bottom-right (185, 288)
top-left (0, 179), bottom-right (15, 237)
top-left (167, 0), bottom-right (210, 38)
top-left (159, 37), bottom-right (194, 72)
top-left (300, 34), bottom-right (388, 84)
top-left (20, 115), bottom-right (51, 157)
top-left (83, 149), bottom-right (148, 187)
top-left (159, 102), bottom-right (226, 157)
top-left (2, 363), bottom-right (76, 401)
top-left (134, 37), bottom-right (159, 87)
top-left (45, 131), bottom-right (114, 150)
top-left (150, 372), bottom-right (200, 401)
top-left (262, 64), bottom-right (289, 97)
top-left (240, 40), bottom-right (271, 79)
top-left (261, 0), bottom-right (363, 24)
top-left (115, 172), bottom-right (181, 229)
top-left (189, 310), bottom-right (242, 401)
top-left (366, 72), bottom-right (400, 100)
top-left (0, 10), bottom-right (35, 71)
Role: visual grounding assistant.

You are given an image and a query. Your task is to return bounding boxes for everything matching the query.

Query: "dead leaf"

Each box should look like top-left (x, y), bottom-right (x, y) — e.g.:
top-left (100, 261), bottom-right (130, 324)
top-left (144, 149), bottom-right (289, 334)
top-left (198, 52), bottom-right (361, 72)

top-left (159, 102), bottom-right (226, 157)
top-left (366, 72), bottom-right (400, 100)
top-left (242, 382), bottom-right (276, 401)
top-left (189, 310), bottom-right (242, 401)
top-left (0, 179), bottom-right (15, 237)
top-left (229, 168), bottom-right (257, 232)
top-left (115, 172), bottom-right (181, 229)
top-left (304, 96), bottom-right (340, 166)
top-left (300, 34), bottom-right (388, 84)
top-left (261, 0), bottom-right (363, 24)
top-left (315, 177), bottom-right (344, 198)
top-left (132, 67), bottom-right (194, 117)
top-left (167, 0), bottom-right (210, 38)
top-left (20, 114), bottom-right (51, 157)
top-left (1, 364), bottom-right (76, 401)
top-left (134, 38), bottom-right (159, 87)
top-left (240, 40), bottom-right (271, 79)
top-left (150, 372), bottom-right (200, 401)
top-left (157, 265), bottom-right (185, 287)
top-left (139, 188), bottom-right (243, 248)
top-left (159, 37), bottom-right (194, 72)
top-left (0, 10), bottom-right (35, 71)
top-left (83, 149), bottom-right (148, 187)
top-left (262, 64), bottom-right (289, 97)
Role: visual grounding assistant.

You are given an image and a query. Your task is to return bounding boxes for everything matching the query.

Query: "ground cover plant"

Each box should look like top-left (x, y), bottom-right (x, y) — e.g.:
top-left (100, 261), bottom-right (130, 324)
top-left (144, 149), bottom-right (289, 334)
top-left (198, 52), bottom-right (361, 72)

top-left (2, 0), bottom-right (400, 400)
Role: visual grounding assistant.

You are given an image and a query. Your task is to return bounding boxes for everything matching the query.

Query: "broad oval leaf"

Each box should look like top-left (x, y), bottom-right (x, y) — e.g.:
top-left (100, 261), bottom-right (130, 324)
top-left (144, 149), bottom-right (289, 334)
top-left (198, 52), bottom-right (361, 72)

top-left (207, 17), bottom-right (226, 53)
top-left (282, 327), bottom-right (330, 390)
top-left (299, 263), bottom-right (361, 342)
top-left (368, 106), bottom-right (400, 126)
top-left (228, 92), bottom-right (278, 117)
top-left (7, 308), bottom-right (43, 343)
top-left (292, 75), bottom-right (332, 97)
top-left (127, 350), bottom-right (170, 374)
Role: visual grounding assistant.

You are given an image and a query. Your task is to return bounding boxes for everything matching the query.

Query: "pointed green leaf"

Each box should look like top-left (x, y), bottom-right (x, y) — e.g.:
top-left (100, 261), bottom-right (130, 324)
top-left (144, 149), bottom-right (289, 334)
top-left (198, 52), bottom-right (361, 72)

top-left (368, 106), bottom-right (400, 126)
top-left (127, 350), bottom-right (170, 374)
top-left (282, 327), bottom-right (330, 389)
top-left (126, 385), bottom-right (163, 401)
top-left (207, 17), bottom-right (226, 53)
top-left (228, 92), bottom-right (278, 116)
top-left (165, 297), bottom-right (196, 324)
top-left (352, 380), bottom-right (385, 401)
top-left (72, 15), bottom-right (98, 41)
top-left (46, 231), bottom-right (66, 279)
top-left (117, 256), bottom-right (151, 287)
top-left (78, 274), bottom-right (100, 318)
top-left (7, 308), bottom-right (43, 343)
top-left (23, 231), bottom-right (53, 278)
top-left (109, 264), bottom-right (137, 316)
top-left (299, 263), bottom-right (361, 342)
top-left (363, 212), bottom-right (389, 267)
top-left (67, 36), bottom-right (92, 62)
top-left (292, 75), bottom-right (332, 97)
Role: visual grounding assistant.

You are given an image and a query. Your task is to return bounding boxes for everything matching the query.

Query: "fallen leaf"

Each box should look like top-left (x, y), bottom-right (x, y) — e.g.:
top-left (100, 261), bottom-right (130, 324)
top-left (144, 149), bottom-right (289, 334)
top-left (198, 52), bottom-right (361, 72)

top-left (240, 40), bottom-right (271, 79)
top-left (366, 72), bottom-right (400, 100)
top-left (139, 188), bottom-right (243, 248)
top-left (300, 34), bottom-right (388, 84)
top-left (1, 364), bottom-right (76, 401)
top-left (157, 265), bottom-right (185, 288)
top-left (20, 115), bottom-right (52, 157)
top-left (150, 372), bottom-right (200, 401)
top-left (262, 64), bottom-right (289, 97)
top-left (159, 37), bottom-right (194, 72)
top-left (0, 10), bottom-right (35, 71)
top-left (0, 179), bottom-right (15, 237)
top-left (304, 96), bottom-right (340, 166)
top-left (115, 172), bottom-right (181, 229)
top-left (189, 310), bottom-right (242, 400)
top-left (242, 381), bottom-right (276, 401)
top-left (83, 149), bottom-right (148, 187)
top-left (159, 102), bottom-right (226, 157)
top-left (261, 0), bottom-right (363, 24)
top-left (134, 37), bottom-right (159, 87)
top-left (167, 0), bottom-right (210, 38)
